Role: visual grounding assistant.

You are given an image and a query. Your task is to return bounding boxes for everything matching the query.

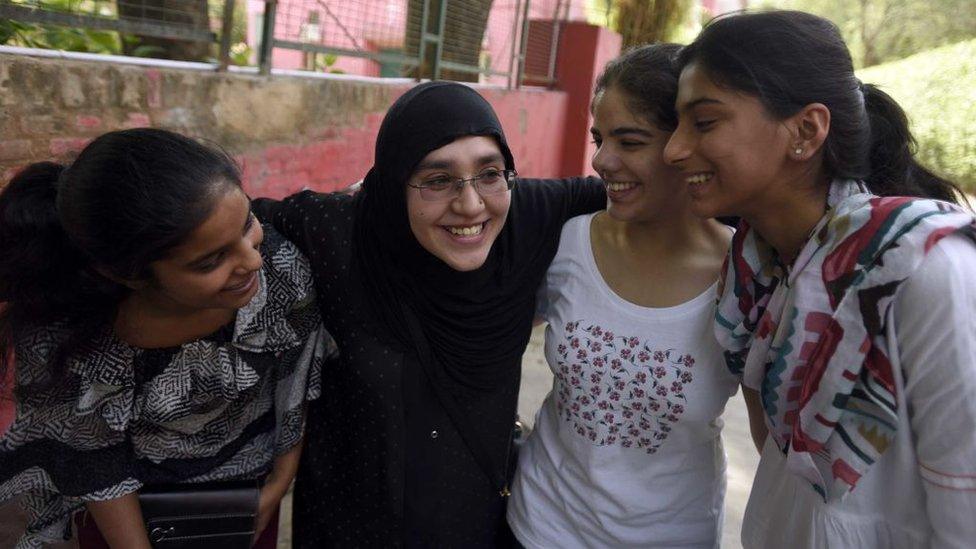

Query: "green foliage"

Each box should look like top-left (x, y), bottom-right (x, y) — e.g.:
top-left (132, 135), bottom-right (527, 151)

top-left (761, 0), bottom-right (976, 67)
top-left (587, 0), bottom-right (695, 47)
top-left (858, 39), bottom-right (976, 192)
top-left (0, 0), bottom-right (122, 54)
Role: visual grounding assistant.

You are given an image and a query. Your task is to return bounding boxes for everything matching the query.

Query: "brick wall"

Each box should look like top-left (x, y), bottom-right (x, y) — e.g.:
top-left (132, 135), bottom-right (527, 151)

top-left (0, 51), bottom-right (574, 199)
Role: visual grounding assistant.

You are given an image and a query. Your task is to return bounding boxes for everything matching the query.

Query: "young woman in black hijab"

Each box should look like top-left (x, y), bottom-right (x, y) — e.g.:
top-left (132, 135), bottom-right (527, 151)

top-left (253, 81), bottom-right (604, 547)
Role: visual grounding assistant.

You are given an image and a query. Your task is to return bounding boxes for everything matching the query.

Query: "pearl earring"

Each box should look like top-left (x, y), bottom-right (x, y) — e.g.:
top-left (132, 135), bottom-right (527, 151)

top-left (794, 147), bottom-right (803, 156)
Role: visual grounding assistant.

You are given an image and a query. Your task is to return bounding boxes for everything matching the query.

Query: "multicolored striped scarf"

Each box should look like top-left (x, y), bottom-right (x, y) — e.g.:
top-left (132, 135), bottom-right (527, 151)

top-left (715, 179), bottom-right (976, 501)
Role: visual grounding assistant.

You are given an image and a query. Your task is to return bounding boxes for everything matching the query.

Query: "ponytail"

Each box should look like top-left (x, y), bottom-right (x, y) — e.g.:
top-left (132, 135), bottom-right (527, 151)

top-left (861, 83), bottom-right (961, 203)
top-left (0, 128), bottom-right (241, 395)
top-left (0, 163), bottom-right (123, 393)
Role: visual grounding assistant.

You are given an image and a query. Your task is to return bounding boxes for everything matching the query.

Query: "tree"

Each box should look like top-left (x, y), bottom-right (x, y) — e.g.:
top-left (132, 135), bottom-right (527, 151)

top-left (764, 0), bottom-right (976, 67)
top-left (596, 0), bottom-right (693, 49)
top-left (116, 0), bottom-right (212, 61)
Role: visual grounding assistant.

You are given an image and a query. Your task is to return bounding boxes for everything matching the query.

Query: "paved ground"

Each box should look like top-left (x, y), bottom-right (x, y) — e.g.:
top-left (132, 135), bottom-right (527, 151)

top-left (1, 326), bottom-right (757, 548)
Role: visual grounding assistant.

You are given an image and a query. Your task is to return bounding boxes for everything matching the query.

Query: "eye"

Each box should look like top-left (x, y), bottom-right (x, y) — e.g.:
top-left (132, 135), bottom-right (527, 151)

top-left (693, 119), bottom-right (716, 131)
top-left (476, 169), bottom-right (507, 188)
top-left (424, 176), bottom-right (454, 191)
top-left (195, 252), bottom-right (225, 273)
top-left (620, 140), bottom-right (645, 148)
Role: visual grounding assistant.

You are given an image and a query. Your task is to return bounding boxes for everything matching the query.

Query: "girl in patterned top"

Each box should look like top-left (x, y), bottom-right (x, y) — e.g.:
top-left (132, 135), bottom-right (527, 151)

top-left (664, 10), bottom-right (976, 548)
top-left (0, 128), bottom-right (333, 548)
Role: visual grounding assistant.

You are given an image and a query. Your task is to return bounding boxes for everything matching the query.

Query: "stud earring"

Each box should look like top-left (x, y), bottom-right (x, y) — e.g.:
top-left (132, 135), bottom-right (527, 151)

top-left (794, 147), bottom-right (803, 156)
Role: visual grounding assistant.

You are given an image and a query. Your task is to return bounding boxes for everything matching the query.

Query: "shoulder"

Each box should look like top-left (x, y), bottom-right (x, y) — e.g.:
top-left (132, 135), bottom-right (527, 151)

top-left (260, 224), bottom-right (315, 297)
top-left (896, 232), bottom-right (976, 313)
top-left (239, 226), bottom-right (321, 348)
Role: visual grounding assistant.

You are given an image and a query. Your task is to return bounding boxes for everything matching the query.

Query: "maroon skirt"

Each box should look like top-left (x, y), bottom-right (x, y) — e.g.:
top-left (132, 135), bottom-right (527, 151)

top-left (73, 507), bottom-right (280, 548)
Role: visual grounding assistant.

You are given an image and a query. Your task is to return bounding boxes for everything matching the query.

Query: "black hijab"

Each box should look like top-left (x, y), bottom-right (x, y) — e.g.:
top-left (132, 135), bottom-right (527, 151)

top-left (353, 81), bottom-right (533, 393)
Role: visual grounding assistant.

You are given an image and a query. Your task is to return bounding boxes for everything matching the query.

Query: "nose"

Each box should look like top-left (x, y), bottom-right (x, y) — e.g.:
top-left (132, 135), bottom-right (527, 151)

top-left (451, 181), bottom-right (485, 217)
top-left (663, 124), bottom-right (691, 167)
top-left (233, 236), bottom-right (264, 275)
top-left (591, 143), bottom-right (620, 178)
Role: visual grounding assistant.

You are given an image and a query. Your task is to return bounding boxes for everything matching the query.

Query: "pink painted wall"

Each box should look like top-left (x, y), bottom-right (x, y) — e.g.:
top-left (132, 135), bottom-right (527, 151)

top-left (249, 0), bottom-right (593, 80)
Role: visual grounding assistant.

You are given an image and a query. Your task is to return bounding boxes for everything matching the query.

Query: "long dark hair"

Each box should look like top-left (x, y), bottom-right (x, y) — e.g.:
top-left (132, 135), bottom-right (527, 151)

top-left (0, 128), bottom-right (241, 393)
top-left (677, 10), bottom-right (960, 203)
top-left (594, 43), bottom-right (682, 131)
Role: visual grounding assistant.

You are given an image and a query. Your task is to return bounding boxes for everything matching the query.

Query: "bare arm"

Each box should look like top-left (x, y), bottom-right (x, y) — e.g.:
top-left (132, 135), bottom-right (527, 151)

top-left (741, 385), bottom-right (768, 454)
top-left (254, 437), bottom-right (305, 543)
top-left (85, 493), bottom-right (152, 549)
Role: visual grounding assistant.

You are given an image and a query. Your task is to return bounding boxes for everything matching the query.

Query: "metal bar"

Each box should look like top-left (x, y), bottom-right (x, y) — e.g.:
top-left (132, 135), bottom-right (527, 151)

top-left (273, 40), bottom-right (420, 67)
top-left (217, 0), bottom-right (236, 71)
top-left (506, 0), bottom-right (522, 89)
top-left (417, 0), bottom-right (431, 80)
top-left (516, 0), bottom-right (531, 89)
top-left (438, 59), bottom-right (508, 77)
top-left (0, 3), bottom-right (214, 42)
top-left (546, 0), bottom-right (565, 88)
top-left (432, 0), bottom-right (447, 80)
top-left (258, 0), bottom-right (277, 75)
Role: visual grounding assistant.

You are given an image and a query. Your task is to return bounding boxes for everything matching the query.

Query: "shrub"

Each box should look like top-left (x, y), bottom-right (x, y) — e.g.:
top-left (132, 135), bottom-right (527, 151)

top-left (858, 39), bottom-right (976, 193)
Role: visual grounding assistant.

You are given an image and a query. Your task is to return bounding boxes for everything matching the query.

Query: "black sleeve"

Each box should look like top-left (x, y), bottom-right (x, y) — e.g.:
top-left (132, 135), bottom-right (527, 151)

top-left (252, 190), bottom-right (326, 257)
top-left (512, 175), bottom-right (605, 229)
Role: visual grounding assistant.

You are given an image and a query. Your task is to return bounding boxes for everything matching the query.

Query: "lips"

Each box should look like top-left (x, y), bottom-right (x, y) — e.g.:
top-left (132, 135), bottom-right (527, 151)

top-left (605, 180), bottom-right (641, 202)
top-left (685, 172), bottom-right (714, 199)
top-left (223, 271), bottom-right (257, 294)
top-left (442, 220), bottom-right (488, 241)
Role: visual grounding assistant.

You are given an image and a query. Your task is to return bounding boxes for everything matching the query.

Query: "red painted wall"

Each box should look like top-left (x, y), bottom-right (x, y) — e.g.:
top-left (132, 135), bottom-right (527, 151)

top-left (237, 84), bottom-right (570, 199)
top-left (553, 23), bottom-right (622, 177)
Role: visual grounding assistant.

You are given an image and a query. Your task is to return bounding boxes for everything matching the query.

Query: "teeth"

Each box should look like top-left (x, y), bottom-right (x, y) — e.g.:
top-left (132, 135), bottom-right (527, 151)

top-left (448, 223), bottom-right (484, 236)
top-left (686, 173), bottom-right (713, 184)
top-left (606, 181), bottom-right (638, 192)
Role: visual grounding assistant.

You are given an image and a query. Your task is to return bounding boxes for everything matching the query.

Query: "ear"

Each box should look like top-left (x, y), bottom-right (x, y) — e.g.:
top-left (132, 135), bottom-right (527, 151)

top-left (92, 265), bottom-right (148, 290)
top-left (786, 103), bottom-right (830, 161)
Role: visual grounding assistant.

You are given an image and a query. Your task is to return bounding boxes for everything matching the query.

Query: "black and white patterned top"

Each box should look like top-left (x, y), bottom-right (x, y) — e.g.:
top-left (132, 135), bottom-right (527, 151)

top-left (0, 227), bottom-right (335, 549)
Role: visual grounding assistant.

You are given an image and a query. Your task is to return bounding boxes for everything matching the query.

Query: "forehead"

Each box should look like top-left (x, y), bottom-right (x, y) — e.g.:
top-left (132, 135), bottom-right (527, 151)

top-left (592, 87), bottom-right (653, 127)
top-left (166, 186), bottom-right (247, 258)
top-left (415, 135), bottom-right (503, 169)
top-left (676, 62), bottom-right (724, 105)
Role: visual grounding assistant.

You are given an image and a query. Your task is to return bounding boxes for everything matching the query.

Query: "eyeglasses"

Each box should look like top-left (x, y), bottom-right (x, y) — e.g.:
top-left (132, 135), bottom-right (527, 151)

top-left (407, 168), bottom-right (518, 202)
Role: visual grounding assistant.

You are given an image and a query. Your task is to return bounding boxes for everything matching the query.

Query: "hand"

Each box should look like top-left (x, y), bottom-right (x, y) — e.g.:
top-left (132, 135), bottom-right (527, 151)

top-left (253, 485), bottom-right (281, 546)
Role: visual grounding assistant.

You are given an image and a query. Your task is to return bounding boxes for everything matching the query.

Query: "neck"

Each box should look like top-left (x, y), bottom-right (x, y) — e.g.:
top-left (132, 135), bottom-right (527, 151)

top-left (115, 292), bottom-right (234, 348)
top-left (745, 172), bottom-right (831, 263)
top-left (598, 208), bottom-right (724, 256)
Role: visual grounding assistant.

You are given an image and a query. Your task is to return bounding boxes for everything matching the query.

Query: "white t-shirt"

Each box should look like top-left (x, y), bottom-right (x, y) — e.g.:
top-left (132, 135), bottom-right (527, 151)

top-left (742, 234), bottom-right (976, 549)
top-left (508, 213), bottom-right (739, 549)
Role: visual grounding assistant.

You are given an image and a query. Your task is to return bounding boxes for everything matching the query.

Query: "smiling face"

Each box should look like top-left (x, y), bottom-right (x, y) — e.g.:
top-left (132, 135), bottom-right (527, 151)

top-left (405, 135), bottom-right (511, 271)
top-left (138, 186), bottom-right (264, 313)
top-left (663, 62), bottom-right (795, 219)
top-left (590, 86), bottom-right (684, 223)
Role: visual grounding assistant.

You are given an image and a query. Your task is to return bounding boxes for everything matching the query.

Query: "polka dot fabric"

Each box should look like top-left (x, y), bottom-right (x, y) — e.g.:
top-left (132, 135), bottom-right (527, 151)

top-left (251, 177), bottom-right (605, 547)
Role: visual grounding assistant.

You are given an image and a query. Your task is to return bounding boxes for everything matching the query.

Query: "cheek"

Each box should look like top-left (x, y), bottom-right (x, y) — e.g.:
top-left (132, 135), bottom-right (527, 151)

top-left (486, 194), bottom-right (511, 222)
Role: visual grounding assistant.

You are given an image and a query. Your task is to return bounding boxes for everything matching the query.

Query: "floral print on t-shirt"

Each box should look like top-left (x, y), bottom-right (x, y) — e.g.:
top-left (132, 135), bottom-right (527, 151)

top-left (554, 320), bottom-right (696, 454)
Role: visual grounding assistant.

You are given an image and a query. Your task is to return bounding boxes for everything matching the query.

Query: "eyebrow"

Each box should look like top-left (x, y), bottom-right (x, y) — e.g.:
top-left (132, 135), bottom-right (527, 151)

top-left (606, 127), bottom-right (655, 138)
top-left (677, 97), bottom-right (724, 113)
top-left (187, 203), bottom-right (254, 267)
top-left (415, 152), bottom-right (506, 172)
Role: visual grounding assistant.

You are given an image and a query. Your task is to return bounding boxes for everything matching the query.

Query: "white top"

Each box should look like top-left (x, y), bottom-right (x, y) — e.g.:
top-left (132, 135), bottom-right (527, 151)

top-left (508, 213), bottom-right (739, 549)
top-left (742, 234), bottom-right (976, 549)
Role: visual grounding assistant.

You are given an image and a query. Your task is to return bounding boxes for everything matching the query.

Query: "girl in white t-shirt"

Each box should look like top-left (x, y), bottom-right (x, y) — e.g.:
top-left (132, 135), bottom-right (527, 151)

top-left (507, 44), bottom-right (740, 548)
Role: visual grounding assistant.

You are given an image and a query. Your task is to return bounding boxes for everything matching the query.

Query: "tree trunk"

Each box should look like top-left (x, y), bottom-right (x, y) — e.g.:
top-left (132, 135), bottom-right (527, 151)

top-left (118, 0), bottom-right (211, 61)
top-left (615, 0), bottom-right (690, 49)
top-left (405, 0), bottom-right (494, 81)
